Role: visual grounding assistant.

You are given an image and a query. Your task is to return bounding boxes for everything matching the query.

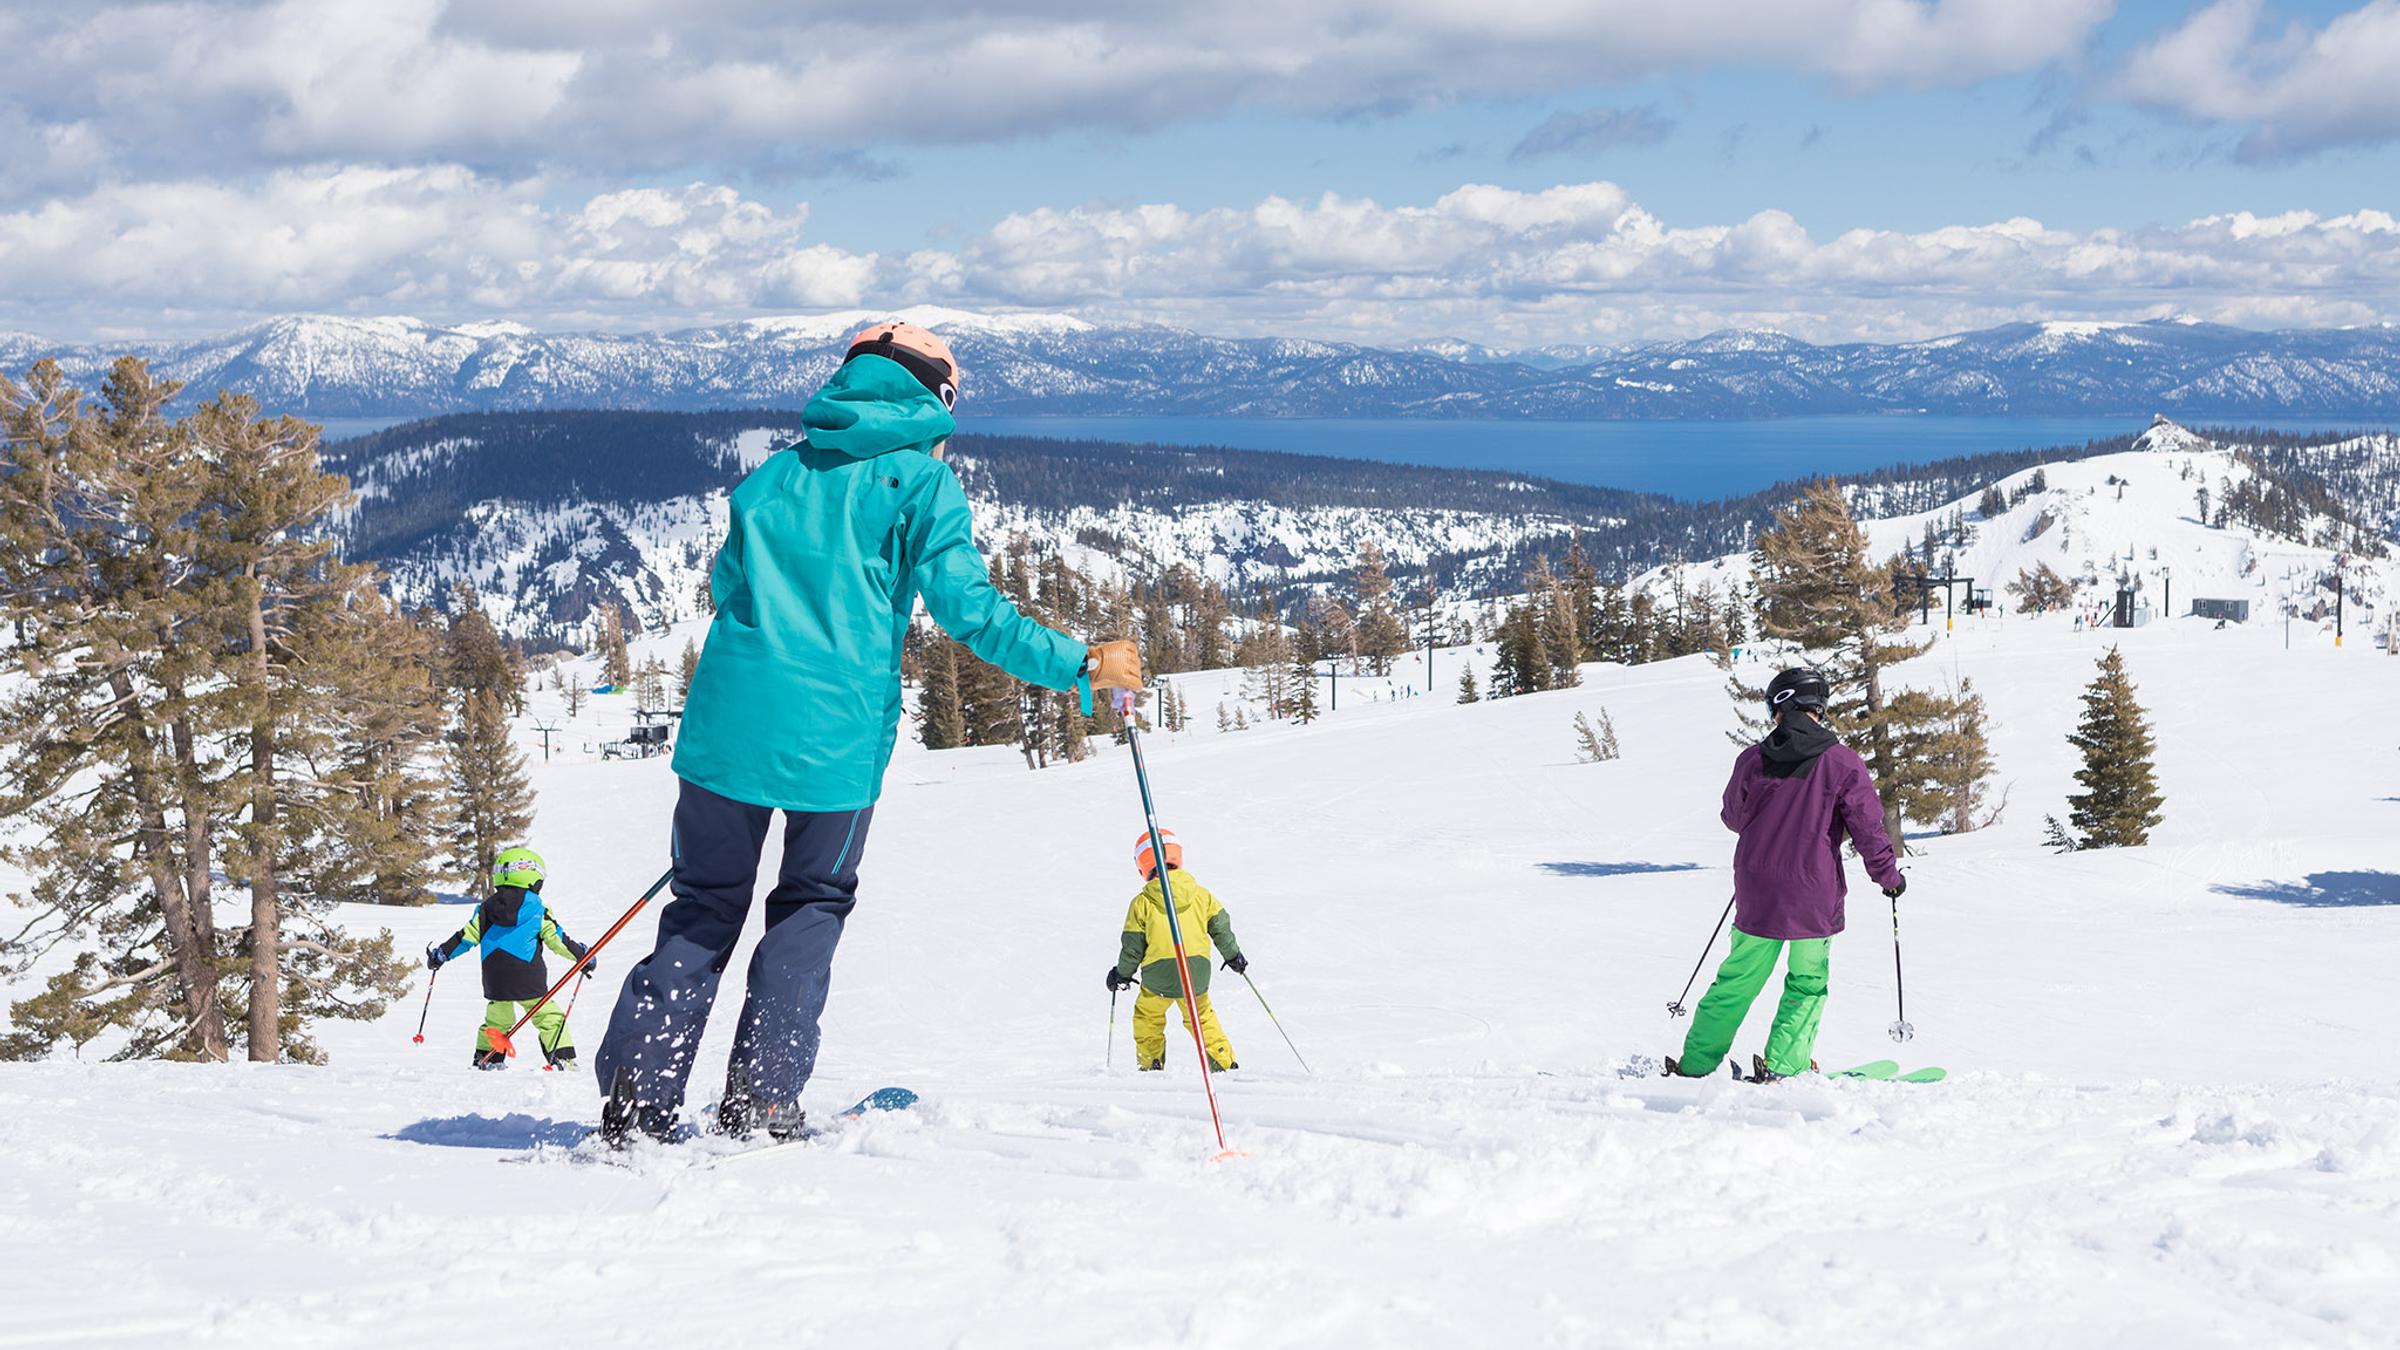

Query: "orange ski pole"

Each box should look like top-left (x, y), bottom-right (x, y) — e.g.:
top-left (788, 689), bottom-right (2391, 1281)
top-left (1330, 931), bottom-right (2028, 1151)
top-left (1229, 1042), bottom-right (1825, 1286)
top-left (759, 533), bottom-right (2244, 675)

top-left (1118, 689), bottom-right (1238, 1159)
top-left (482, 867), bottom-right (674, 1059)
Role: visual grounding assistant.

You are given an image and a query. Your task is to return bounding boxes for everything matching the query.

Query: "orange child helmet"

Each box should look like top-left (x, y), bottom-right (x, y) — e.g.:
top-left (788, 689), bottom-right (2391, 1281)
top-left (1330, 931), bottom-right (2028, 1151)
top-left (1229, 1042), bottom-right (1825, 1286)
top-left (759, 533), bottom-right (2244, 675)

top-left (843, 320), bottom-right (960, 409)
top-left (1134, 828), bottom-right (1182, 880)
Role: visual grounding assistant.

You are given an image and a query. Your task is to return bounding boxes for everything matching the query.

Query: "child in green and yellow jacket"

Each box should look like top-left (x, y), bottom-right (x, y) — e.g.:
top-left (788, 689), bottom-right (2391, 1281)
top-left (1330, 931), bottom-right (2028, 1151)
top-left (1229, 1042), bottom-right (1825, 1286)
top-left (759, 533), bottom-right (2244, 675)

top-left (1104, 828), bottom-right (1245, 1072)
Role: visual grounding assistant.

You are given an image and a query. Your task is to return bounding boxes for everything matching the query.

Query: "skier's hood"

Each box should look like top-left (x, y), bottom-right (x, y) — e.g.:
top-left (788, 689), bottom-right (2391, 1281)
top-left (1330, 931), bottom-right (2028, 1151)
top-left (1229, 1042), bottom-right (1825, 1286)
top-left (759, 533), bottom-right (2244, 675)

top-left (1760, 714), bottom-right (1839, 767)
top-left (800, 353), bottom-right (957, 460)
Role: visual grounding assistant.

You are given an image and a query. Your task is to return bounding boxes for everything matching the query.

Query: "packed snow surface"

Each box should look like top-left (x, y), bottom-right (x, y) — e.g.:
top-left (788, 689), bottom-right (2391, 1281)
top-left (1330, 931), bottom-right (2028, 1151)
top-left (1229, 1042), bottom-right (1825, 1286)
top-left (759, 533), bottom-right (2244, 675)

top-left (6, 609), bottom-right (2400, 1346)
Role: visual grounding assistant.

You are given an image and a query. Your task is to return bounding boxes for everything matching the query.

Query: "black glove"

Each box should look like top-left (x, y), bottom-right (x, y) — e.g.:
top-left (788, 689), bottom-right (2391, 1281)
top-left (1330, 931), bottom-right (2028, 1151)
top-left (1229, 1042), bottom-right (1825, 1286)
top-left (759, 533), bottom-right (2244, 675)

top-left (1222, 953), bottom-right (1248, 975)
top-left (579, 957), bottom-right (599, 978)
top-left (1883, 877), bottom-right (1908, 900)
top-left (1105, 967), bottom-right (1132, 993)
top-left (425, 941), bottom-right (447, 971)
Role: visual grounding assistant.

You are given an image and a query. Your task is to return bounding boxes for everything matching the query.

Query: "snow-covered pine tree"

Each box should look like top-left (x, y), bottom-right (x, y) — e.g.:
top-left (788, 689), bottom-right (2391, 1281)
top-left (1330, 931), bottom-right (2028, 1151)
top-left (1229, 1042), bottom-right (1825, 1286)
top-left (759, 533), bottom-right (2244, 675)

top-left (446, 690), bottom-right (535, 890)
top-left (1216, 702), bottom-right (1232, 733)
top-left (1457, 666), bottom-right (1480, 703)
top-left (2063, 648), bottom-right (2164, 848)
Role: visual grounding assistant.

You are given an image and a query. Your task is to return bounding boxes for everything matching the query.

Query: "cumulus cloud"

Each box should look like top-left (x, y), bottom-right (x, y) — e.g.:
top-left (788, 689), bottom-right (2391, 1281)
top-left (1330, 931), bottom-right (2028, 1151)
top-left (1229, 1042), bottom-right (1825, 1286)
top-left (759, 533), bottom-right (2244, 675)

top-left (1510, 106), bottom-right (1677, 160)
top-left (9, 171), bottom-right (2398, 343)
top-left (2118, 0), bottom-right (2400, 159)
top-left (0, 0), bottom-right (2111, 191)
top-left (0, 170), bottom-right (878, 331)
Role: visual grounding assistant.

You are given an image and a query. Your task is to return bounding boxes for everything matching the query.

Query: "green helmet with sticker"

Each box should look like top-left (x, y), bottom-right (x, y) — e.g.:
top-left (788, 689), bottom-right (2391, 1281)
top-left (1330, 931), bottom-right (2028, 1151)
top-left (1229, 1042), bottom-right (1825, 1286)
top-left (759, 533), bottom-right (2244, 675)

top-left (491, 846), bottom-right (546, 891)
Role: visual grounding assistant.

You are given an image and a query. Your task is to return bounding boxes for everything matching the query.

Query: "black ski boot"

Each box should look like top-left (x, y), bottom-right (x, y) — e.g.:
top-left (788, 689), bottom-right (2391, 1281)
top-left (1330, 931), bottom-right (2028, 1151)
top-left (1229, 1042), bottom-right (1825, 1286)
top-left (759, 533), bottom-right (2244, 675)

top-left (598, 1068), bottom-right (675, 1149)
top-left (473, 1048), bottom-right (507, 1071)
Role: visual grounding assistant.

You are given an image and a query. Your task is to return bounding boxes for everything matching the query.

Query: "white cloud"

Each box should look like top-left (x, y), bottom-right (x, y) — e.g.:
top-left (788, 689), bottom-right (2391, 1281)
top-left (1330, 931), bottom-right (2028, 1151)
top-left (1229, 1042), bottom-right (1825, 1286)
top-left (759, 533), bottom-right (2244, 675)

top-left (0, 170), bottom-right (877, 330)
top-left (1, 0), bottom-right (2110, 188)
top-left (2119, 0), bottom-right (2400, 159)
top-left (8, 171), bottom-right (2399, 343)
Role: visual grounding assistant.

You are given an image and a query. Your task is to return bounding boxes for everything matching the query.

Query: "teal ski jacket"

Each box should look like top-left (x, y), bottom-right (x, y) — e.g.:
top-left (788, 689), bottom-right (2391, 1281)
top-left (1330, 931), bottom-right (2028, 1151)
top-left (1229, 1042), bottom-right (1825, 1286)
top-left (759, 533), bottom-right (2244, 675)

top-left (673, 354), bottom-right (1088, 811)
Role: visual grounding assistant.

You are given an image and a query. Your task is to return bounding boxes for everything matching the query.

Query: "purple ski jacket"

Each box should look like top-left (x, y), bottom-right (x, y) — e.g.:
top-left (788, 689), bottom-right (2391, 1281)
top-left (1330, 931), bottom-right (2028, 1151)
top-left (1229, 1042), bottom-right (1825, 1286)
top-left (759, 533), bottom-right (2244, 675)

top-left (1720, 716), bottom-right (1903, 941)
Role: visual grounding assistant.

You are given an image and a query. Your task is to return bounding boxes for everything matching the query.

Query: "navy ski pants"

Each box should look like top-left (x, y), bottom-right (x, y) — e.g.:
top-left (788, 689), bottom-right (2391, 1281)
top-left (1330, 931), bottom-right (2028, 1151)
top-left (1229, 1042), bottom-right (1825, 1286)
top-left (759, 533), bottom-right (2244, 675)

top-left (593, 778), bottom-right (872, 1116)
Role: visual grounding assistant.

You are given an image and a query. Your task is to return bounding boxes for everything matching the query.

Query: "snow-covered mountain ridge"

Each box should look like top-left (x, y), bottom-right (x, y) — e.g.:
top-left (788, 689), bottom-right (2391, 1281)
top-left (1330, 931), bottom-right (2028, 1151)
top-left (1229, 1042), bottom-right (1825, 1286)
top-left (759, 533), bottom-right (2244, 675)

top-left (329, 409), bottom-right (2399, 651)
top-left (1639, 416), bottom-right (2396, 641)
top-left (17, 310), bottom-right (2400, 420)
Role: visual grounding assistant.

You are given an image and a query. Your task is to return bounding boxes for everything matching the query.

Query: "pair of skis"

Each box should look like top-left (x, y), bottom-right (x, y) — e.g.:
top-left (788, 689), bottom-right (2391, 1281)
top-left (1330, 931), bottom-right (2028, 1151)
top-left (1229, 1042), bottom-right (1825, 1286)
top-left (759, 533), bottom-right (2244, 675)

top-left (1725, 1057), bottom-right (1946, 1084)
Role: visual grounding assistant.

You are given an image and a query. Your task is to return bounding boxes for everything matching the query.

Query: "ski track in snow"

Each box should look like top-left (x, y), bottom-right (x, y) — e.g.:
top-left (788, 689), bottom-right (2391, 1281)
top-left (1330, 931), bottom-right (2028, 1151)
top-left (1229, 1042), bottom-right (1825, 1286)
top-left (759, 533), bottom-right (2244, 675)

top-left (7, 515), bottom-right (2400, 1344)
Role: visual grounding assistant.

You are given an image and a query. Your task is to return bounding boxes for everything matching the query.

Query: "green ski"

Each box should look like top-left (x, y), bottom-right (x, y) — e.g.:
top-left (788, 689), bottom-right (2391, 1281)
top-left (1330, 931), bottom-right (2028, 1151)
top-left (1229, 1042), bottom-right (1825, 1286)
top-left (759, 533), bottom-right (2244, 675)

top-left (1832, 1060), bottom-right (1900, 1080)
top-left (1893, 1066), bottom-right (1947, 1083)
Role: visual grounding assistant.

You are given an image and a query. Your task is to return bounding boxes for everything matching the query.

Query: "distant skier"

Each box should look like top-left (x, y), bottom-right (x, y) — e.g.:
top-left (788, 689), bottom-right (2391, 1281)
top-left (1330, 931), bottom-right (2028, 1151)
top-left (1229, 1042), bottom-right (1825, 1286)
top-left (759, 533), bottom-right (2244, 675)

top-left (593, 321), bottom-right (1145, 1144)
top-left (1666, 668), bottom-right (1904, 1082)
top-left (1107, 829), bottom-right (1244, 1072)
top-left (427, 847), bottom-right (590, 1070)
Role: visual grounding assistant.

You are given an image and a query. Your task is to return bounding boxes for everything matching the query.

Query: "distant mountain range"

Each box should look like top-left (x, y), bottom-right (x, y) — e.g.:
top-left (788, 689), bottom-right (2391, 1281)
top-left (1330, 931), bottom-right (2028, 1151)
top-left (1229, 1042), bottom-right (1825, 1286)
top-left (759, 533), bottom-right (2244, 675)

top-left (8, 309), bottom-right (2400, 421)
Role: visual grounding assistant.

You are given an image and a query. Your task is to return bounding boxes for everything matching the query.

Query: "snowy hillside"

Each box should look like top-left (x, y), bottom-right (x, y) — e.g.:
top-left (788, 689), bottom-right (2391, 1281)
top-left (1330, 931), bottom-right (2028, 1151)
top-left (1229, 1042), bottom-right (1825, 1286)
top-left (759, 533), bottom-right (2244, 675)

top-left (18, 309), bottom-right (2400, 419)
top-left (5, 598), bottom-right (2399, 1346)
top-left (1644, 417), bottom-right (2395, 640)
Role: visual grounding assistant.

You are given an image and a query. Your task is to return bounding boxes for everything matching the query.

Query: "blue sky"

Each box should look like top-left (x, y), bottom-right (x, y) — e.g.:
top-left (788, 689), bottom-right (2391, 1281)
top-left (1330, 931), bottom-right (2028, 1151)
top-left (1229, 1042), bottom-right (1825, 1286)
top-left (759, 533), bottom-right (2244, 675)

top-left (4, 0), bottom-right (2399, 345)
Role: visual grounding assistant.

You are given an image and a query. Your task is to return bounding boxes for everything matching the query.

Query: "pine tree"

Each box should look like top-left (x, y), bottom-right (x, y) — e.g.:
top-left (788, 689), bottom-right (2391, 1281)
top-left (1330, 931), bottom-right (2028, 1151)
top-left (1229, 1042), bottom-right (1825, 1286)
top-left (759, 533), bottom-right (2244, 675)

top-left (563, 675), bottom-right (588, 721)
top-left (679, 639), bottom-right (701, 701)
top-left (1573, 710), bottom-right (1621, 763)
top-left (1739, 479), bottom-right (1948, 844)
top-left (1289, 649), bottom-right (1321, 724)
top-left (446, 691), bottom-right (535, 889)
top-left (444, 583), bottom-right (512, 702)
top-left (1886, 678), bottom-right (1997, 835)
top-left (2063, 648), bottom-right (2163, 848)
top-left (1216, 702), bottom-right (1232, 733)
top-left (599, 604), bottom-right (632, 689)
top-left (1457, 667), bottom-right (1480, 703)
top-left (917, 638), bottom-right (968, 750)
top-left (1352, 543), bottom-right (1408, 674)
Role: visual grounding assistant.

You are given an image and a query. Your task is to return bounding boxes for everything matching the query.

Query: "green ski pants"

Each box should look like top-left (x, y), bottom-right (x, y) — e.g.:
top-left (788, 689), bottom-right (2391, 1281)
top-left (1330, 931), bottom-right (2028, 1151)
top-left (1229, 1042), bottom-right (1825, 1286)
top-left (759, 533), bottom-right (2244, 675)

top-left (1678, 930), bottom-right (1829, 1077)
top-left (482, 999), bottom-right (572, 1059)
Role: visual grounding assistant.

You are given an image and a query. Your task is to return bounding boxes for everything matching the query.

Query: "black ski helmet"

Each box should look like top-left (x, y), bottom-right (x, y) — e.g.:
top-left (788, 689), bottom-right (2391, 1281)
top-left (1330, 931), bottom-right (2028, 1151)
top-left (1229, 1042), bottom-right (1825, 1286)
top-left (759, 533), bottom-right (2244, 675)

top-left (1766, 667), bottom-right (1830, 716)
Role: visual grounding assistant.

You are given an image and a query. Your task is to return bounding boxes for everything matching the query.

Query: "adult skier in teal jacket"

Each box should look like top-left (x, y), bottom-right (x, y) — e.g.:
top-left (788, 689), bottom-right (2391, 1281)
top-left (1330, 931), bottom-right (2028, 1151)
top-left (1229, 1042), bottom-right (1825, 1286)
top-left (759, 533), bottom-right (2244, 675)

top-left (596, 321), bottom-right (1144, 1144)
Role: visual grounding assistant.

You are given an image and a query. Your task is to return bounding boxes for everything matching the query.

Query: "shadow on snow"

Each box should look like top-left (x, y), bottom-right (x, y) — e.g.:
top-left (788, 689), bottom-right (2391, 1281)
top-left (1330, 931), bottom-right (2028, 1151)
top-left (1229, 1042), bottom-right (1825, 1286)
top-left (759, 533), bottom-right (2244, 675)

top-left (1537, 861), bottom-right (1703, 879)
top-left (2212, 871), bottom-right (2400, 908)
top-left (385, 1113), bottom-right (592, 1150)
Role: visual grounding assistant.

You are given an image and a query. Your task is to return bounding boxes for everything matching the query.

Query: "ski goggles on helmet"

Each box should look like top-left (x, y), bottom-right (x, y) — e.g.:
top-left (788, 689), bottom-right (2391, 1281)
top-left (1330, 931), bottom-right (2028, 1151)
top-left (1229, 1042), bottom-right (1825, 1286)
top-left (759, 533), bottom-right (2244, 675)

top-left (845, 334), bottom-right (958, 410)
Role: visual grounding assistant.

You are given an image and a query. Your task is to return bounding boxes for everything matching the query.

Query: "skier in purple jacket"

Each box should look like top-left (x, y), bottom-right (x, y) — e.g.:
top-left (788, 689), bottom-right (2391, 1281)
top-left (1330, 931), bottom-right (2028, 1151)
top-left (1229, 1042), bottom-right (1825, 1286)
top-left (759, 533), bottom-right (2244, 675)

top-left (1667, 667), bottom-right (1906, 1081)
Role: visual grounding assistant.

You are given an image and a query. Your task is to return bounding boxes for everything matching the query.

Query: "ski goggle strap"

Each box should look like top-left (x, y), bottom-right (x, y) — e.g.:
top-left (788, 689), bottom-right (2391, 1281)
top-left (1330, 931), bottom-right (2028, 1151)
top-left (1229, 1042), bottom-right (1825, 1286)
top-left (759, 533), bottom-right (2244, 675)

top-left (846, 337), bottom-right (957, 409)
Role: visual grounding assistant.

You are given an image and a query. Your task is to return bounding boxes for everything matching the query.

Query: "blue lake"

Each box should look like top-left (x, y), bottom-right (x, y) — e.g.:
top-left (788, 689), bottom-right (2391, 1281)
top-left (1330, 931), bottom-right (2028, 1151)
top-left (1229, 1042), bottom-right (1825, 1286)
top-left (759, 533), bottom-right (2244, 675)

top-left (968, 413), bottom-right (2394, 500)
top-left (322, 410), bottom-right (2397, 501)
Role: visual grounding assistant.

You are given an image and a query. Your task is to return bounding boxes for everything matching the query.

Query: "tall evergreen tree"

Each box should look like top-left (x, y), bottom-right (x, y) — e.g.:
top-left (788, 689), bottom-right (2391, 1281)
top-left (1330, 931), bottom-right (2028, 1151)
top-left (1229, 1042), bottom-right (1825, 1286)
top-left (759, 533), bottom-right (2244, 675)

top-left (916, 637), bottom-right (968, 750)
top-left (1456, 666), bottom-right (1480, 703)
top-left (599, 604), bottom-right (633, 689)
top-left (1352, 542), bottom-right (1408, 674)
top-left (679, 639), bottom-right (701, 701)
top-left (1289, 649), bottom-right (1321, 724)
top-left (1739, 479), bottom-right (1950, 844)
top-left (446, 691), bottom-right (535, 890)
top-left (2062, 648), bottom-right (2164, 848)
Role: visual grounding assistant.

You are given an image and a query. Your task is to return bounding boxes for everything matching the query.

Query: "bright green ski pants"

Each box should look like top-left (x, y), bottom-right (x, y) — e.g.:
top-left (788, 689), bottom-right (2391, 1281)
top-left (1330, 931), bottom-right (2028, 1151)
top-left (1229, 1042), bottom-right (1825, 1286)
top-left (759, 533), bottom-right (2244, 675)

top-left (1678, 931), bottom-right (1829, 1077)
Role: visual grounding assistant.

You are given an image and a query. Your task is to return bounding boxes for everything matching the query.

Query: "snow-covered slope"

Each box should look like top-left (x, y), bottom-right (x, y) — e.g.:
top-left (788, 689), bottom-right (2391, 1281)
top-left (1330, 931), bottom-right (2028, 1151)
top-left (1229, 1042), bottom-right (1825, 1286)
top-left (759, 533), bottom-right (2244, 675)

top-left (1646, 417), bottom-right (2395, 639)
top-left (6, 594), bottom-right (2400, 1345)
top-left (18, 311), bottom-right (2400, 419)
